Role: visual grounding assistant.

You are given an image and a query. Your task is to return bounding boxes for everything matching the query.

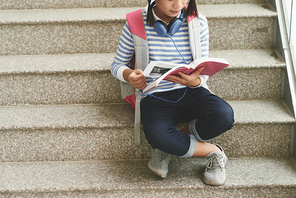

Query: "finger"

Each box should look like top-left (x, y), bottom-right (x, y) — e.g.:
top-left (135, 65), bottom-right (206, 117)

top-left (169, 78), bottom-right (184, 85)
top-left (132, 76), bottom-right (145, 83)
top-left (166, 74), bottom-right (183, 81)
top-left (192, 67), bottom-right (204, 75)
top-left (166, 77), bottom-right (182, 84)
top-left (132, 79), bottom-right (146, 88)
top-left (130, 72), bottom-right (145, 81)
top-left (140, 82), bottom-right (147, 89)
top-left (133, 69), bottom-right (144, 75)
top-left (178, 72), bottom-right (188, 79)
top-left (165, 76), bottom-right (175, 81)
top-left (135, 81), bottom-right (147, 89)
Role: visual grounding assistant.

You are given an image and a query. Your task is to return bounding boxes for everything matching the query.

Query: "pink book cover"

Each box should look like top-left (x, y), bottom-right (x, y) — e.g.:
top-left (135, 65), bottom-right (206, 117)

top-left (165, 59), bottom-right (229, 77)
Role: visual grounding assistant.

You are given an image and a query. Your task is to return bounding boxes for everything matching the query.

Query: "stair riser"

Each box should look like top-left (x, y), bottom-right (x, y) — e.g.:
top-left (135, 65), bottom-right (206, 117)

top-left (0, 123), bottom-right (291, 162)
top-left (207, 68), bottom-right (282, 101)
top-left (0, 22), bottom-right (123, 56)
top-left (0, 0), bottom-right (267, 10)
top-left (0, 17), bottom-right (274, 56)
top-left (0, 71), bottom-right (122, 106)
top-left (209, 17), bottom-right (274, 50)
top-left (214, 123), bottom-right (291, 158)
top-left (0, 68), bottom-right (282, 106)
top-left (0, 127), bottom-right (150, 162)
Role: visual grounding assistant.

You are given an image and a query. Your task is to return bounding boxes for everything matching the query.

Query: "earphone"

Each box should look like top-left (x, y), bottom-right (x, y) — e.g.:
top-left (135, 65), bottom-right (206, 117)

top-left (153, 9), bottom-right (184, 37)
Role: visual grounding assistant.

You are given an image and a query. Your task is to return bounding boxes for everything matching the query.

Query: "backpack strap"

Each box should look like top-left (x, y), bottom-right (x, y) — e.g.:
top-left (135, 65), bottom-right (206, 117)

top-left (185, 4), bottom-right (201, 60)
top-left (127, 9), bottom-right (149, 72)
top-left (188, 16), bottom-right (201, 60)
top-left (126, 9), bottom-right (148, 145)
top-left (126, 9), bottom-right (147, 40)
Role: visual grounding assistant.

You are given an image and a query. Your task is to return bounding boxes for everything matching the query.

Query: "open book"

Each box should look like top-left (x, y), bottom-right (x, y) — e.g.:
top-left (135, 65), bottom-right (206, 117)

top-left (142, 57), bottom-right (229, 93)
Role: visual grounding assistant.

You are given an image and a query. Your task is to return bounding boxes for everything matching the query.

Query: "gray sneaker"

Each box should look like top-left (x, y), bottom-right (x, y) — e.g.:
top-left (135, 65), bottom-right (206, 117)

top-left (203, 144), bottom-right (228, 186)
top-left (148, 148), bottom-right (172, 178)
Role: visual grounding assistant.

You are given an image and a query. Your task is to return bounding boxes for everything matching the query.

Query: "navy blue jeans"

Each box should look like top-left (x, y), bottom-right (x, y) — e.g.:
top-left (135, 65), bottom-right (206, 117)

top-left (140, 87), bottom-right (234, 157)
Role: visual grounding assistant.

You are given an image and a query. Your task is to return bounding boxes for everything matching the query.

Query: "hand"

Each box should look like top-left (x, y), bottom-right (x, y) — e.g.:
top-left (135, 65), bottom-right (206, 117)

top-left (165, 67), bottom-right (204, 87)
top-left (127, 69), bottom-right (147, 89)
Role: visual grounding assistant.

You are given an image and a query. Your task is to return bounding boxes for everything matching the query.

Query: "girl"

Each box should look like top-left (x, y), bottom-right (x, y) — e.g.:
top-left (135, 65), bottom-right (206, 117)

top-left (111, 0), bottom-right (234, 186)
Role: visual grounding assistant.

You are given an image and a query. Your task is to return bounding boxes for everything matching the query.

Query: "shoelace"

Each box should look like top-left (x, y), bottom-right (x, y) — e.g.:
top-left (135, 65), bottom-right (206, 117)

top-left (205, 154), bottom-right (224, 171)
top-left (160, 153), bottom-right (172, 164)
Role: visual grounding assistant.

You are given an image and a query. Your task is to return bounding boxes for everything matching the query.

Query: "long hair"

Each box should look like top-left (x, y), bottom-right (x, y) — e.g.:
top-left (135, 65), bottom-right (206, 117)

top-left (147, 0), bottom-right (198, 27)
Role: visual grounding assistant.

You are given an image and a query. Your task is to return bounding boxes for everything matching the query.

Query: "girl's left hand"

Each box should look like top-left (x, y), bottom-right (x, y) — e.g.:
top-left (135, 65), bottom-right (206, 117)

top-left (165, 67), bottom-right (204, 87)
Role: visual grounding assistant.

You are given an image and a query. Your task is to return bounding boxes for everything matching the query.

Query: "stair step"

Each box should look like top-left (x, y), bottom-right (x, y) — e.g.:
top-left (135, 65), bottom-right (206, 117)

top-left (0, 49), bottom-right (285, 106)
top-left (0, 100), bottom-right (294, 162)
top-left (0, 0), bottom-right (268, 10)
top-left (1, 157), bottom-right (295, 197)
top-left (0, 4), bottom-right (277, 55)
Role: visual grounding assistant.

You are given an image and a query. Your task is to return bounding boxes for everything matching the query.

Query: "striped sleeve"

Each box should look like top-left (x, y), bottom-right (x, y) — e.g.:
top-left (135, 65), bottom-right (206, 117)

top-left (111, 22), bottom-right (135, 82)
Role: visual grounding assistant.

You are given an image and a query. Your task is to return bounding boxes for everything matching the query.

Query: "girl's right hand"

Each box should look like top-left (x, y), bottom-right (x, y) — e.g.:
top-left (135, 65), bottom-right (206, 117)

top-left (127, 69), bottom-right (147, 89)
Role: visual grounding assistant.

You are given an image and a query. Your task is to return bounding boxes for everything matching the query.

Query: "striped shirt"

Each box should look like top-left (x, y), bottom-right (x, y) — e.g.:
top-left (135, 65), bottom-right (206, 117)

top-left (111, 8), bottom-right (209, 96)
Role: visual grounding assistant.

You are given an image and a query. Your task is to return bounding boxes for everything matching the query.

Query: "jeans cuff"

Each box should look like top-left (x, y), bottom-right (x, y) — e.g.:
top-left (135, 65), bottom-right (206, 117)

top-left (178, 136), bottom-right (197, 158)
top-left (189, 119), bottom-right (212, 142)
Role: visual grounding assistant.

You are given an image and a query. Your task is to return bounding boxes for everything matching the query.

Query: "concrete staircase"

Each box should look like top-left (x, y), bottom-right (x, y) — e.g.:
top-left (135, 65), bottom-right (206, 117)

top-left (1, 0), bottom-right (296, 197)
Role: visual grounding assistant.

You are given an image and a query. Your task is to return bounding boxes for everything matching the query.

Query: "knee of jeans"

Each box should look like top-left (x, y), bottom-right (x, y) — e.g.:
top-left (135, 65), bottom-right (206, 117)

top-left (194, 105), bottom-right (234, 141)
top-left (143, 123), bottom-right (188, 155)
top-left (143, 122), bottom-right (168, 146)
top-left (203, 103), bottom-right (234, 129)
top-left (216, 103), bottom-right (235, 130)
